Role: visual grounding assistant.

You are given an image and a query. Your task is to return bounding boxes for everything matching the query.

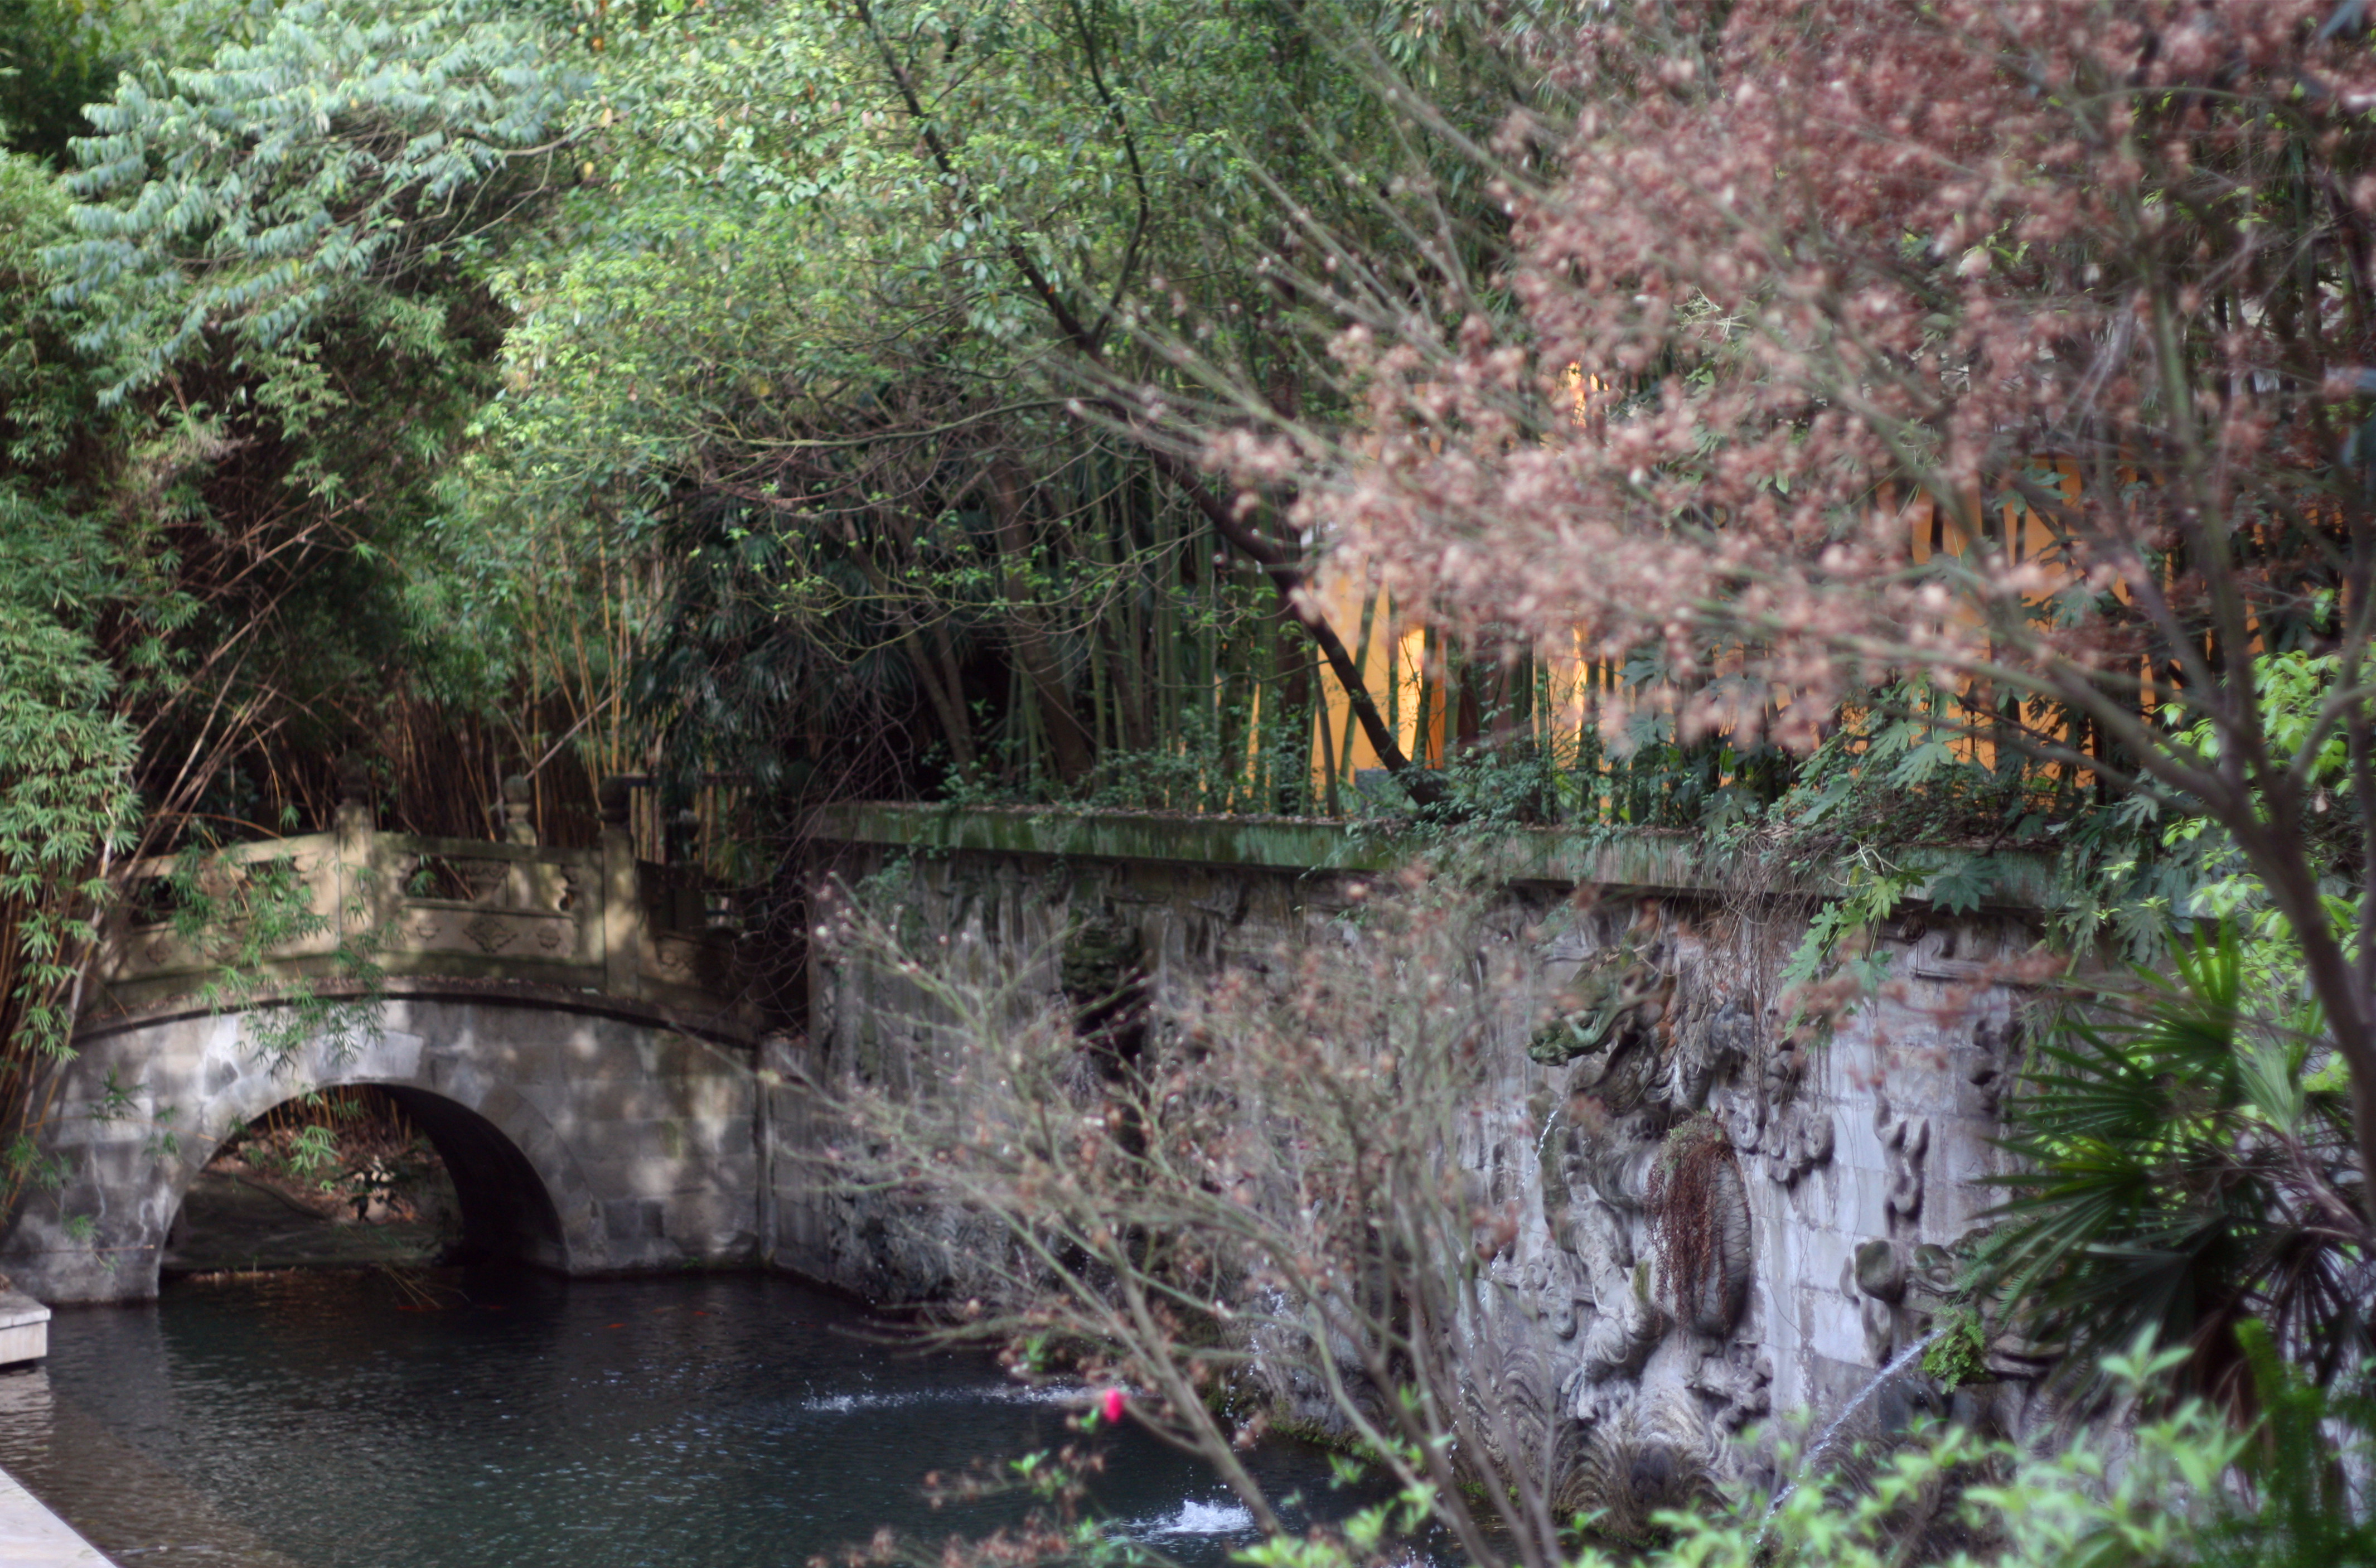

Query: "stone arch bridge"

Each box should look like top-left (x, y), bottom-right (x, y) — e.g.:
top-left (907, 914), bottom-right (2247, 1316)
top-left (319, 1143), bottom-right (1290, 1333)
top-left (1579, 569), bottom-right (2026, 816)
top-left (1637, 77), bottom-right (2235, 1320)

top-left (2, 797), bottom-right (777, 1303)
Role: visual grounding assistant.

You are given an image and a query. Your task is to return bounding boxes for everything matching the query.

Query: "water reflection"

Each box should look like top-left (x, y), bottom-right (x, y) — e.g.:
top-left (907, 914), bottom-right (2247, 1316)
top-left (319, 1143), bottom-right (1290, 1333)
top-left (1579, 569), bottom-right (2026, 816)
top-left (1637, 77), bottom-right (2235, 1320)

top-left (0, 1270), bottom-right (1359, 1568)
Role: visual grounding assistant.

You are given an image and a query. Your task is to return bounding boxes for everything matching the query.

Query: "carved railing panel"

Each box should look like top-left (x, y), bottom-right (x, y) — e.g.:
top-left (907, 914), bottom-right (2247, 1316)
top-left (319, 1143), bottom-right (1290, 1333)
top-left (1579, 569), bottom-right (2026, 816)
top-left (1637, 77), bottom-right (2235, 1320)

top-left (86, 807), bottom-right (754, 1037)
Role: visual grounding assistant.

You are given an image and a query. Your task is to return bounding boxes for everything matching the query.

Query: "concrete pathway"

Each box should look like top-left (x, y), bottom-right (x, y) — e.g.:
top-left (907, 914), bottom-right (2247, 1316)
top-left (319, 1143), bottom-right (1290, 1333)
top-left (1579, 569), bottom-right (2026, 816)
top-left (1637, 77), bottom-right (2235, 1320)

top-left (0, 1465), bottom-right (112, 1566)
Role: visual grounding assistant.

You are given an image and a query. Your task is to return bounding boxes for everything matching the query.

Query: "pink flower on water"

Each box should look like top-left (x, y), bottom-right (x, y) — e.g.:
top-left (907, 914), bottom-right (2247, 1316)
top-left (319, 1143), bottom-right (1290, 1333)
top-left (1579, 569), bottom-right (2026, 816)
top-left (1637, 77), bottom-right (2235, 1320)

top-left (1099, 1388), bottom-right (1127, 1424)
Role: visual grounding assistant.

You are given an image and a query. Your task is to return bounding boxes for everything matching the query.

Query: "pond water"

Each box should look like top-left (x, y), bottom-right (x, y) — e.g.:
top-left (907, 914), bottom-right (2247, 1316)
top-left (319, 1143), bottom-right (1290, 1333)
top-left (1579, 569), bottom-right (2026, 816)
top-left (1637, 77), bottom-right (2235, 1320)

top-left (0, 1269), bottom-right (1371, 1568)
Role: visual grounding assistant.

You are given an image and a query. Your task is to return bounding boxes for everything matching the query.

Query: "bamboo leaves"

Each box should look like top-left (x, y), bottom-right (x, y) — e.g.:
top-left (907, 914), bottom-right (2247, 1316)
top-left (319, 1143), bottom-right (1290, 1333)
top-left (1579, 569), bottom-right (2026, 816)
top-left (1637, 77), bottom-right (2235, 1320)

top-left (51, 0), bottom-right (580, 403)
top-left (0, 578), bottom-right (138, 1061)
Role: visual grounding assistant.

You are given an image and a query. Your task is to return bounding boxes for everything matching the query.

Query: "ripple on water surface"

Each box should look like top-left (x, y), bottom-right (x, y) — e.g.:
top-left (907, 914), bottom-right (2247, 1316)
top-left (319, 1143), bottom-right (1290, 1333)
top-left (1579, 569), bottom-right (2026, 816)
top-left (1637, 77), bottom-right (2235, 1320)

top-left (0, 1269), bottom-right (1349, 1568)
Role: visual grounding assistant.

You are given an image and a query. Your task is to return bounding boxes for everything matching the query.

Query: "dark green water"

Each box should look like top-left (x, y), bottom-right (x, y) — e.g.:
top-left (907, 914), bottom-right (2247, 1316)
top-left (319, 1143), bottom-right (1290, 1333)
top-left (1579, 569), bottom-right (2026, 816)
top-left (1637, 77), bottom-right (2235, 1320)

top-left (0, 1269), bottom-right (1360, 1568)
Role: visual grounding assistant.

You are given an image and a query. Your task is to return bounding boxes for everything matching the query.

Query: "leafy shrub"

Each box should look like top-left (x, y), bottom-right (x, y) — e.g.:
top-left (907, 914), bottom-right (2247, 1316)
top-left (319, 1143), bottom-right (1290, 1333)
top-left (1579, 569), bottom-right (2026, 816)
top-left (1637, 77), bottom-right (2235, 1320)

top-left (1979, 929), bottom-right (2371, 1395)
top-left (931, 1340), bottom-right (2373, 1568)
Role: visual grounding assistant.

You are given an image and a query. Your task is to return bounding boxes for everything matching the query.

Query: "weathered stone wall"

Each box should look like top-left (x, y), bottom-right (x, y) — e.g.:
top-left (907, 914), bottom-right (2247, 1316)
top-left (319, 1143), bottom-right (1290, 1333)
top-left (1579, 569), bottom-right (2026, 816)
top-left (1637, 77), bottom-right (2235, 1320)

top-left (770, 812), bottom-right (2053, 1515)
top-left (763, 847), bottom-right (1314, 1301)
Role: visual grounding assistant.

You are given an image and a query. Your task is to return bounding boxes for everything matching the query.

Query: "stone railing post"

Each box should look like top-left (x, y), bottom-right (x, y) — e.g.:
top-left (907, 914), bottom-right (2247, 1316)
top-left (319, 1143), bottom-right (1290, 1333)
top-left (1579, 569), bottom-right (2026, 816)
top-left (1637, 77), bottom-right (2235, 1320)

top-left (598, 777), bottom-right (642, 999)
top-left (496, 774), bottom-right (565, 910)
top-left (332, 753), bottom-right (386, 942)
top-left (499, 775), bottom-right (539, 846)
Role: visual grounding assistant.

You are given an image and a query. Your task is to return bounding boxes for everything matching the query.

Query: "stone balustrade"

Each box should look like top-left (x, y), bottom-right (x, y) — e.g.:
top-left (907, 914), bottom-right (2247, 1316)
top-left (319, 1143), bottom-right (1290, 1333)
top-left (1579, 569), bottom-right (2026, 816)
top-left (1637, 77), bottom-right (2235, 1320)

top-left (84, 792), bottom-right (757, 1040)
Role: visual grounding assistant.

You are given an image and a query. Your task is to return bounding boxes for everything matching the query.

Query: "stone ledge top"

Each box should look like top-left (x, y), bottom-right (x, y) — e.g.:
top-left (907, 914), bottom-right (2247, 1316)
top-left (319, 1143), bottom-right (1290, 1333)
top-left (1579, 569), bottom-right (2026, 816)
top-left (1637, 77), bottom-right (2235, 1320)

top-left (0, 1462), bottom-right (112, 1566)
top-left (810, 802), bottom-right (2064, 914)
top-left (85, 817), bottom-right (761, 1042)
top-left (0, 1293), bottom-right (49, 1333)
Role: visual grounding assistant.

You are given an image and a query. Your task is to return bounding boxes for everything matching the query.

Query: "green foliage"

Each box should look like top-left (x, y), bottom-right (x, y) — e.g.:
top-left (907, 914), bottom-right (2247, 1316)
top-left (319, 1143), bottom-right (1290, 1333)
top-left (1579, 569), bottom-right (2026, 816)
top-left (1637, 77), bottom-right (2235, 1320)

top-left (1977, 928), bottom-right (2368, 1390)
top-left (0, 0), bottom-right (120, 166)
top-left (1774, 846), bottom-right (1920, 1026)
top-left (0, 604), bottom-right (136, 870)
top-left (90, 1067), bottom-right (137, 1122)
top-left (1920, 1307), bottom-right (1988, 1393)
top-left (1, 1136), bottom-right (66, 1196)
top-left (282, 1121), bottom-right (340, 1183)
top-left (0, 148), bottom-right (104, 466)
top-left (52, 0), bottom-right (579, 403)
top-left (163, 843), bottom-right (386, 1071)
top-left (2208, 1322), bottom-right (2376, 1567)
top-left (6, 0), bottom-right (601, 868)
top-left (139, 1099), bottom-right (178, 1162)
top-left (0, 577), bottom-right (138, 1059)
top-left (2154, 650), bottom-right (2360, 1002)
top-left (1717, 659), bottom-right (2354, 1047)
top-left (1210, 1338), bottom-right (2376, 1568)
top-left (456, 0), bottom-right (1536, 811)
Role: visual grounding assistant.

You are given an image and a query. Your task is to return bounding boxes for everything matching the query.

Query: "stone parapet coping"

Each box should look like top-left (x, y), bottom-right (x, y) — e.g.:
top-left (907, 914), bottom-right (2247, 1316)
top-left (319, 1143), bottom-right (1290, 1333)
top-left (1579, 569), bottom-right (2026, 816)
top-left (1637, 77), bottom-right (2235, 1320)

top-left (811, 803), bottom-right (2063, 914)
top-left (71, 972), bottom-right (761, 1049)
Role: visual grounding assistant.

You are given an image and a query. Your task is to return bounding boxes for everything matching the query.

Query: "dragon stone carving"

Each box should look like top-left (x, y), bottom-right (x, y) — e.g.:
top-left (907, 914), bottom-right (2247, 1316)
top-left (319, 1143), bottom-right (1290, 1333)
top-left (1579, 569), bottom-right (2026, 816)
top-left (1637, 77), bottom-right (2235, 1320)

top-left (1520, 911), bottom-right (1790, 1528)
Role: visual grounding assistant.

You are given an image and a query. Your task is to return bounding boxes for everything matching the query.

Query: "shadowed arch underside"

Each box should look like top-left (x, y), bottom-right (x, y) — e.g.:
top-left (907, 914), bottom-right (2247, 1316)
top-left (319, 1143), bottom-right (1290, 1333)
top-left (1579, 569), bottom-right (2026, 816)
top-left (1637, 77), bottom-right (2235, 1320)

top-left (6, 992), bottom-right (759, 1302)
top-left (166, 1085), bottom-right (569, 1273)
top-left (381, 1086), bottom-right (568, 1266)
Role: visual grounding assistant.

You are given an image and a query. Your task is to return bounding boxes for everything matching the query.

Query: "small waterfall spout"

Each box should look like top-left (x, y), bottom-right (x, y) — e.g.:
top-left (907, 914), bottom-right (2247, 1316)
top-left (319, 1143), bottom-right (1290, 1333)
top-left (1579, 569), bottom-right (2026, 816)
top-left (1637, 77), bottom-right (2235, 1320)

top-left (1761, 1327), bottom-right (1947, 1528)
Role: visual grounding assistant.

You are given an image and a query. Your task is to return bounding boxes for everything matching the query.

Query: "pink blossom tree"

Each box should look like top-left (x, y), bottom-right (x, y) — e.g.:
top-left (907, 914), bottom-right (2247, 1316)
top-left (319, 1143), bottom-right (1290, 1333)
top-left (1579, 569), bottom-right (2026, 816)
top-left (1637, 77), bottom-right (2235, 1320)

top-left (1191, 0), bottom-right (2376, 1217)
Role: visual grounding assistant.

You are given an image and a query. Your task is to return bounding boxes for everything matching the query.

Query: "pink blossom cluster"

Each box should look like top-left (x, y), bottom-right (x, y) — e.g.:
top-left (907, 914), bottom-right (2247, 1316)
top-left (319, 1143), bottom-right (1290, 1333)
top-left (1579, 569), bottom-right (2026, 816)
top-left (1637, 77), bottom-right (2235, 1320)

top-left (1221, 0), bottom-right (2376, 753)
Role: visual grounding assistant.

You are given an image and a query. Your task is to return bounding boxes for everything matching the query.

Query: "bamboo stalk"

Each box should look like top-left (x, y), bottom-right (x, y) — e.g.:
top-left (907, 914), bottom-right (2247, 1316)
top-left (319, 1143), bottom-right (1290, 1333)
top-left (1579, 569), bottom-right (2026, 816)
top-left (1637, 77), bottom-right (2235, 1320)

top-left (1317, 680), bottom-right (1340, 817)
top-left (1341, 587), bottom-right (1380, 786)
top-left (1414, 625), bottom-right (1436, 770)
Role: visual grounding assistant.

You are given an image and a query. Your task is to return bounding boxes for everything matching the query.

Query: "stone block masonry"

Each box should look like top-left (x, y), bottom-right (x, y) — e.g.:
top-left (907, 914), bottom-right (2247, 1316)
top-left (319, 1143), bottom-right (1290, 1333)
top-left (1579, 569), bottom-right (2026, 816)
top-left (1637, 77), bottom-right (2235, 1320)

top-left (3, 793), bottom-right (769, 1304)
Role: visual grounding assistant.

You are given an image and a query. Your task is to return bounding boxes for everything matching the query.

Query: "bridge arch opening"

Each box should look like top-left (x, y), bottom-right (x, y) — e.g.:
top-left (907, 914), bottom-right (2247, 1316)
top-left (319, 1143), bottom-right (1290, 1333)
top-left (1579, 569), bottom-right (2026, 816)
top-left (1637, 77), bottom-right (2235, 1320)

top-left (379, 1087), bottom-right (567, 1267)
top-left (166, 1086), bottom-right (569, 1276)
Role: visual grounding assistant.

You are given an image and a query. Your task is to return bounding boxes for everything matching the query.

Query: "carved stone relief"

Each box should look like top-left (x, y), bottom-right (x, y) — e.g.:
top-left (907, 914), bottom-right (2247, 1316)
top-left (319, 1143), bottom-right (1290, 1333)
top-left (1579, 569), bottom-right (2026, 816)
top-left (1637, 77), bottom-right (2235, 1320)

top-left (807, 851), bottom-right (2051, 1521)
top-left (1854, 1237), bottom-right (1906, 1304)
top-left (1855, 1232), bottom-right (1962, 1366)
top-left (1646, 1120), bottom-right (1753, 1335)
top-left (1574, 1382), bottom-right (1725, 1542)
top-left (1883, 1114), bottom-right (1930, 1227)
top-left (454, 858), bottom-right (511, 904)
top-left (1527, 925), bottom-right (1676, 1071)
top-left (1762, 1102), bottom-right (1835, 1184)
top-left (462, 913), bottom-right (515, 954)
top-left (1521, 911), bottom-right (1784, 1527)
top-left (1687, 1341), bottom-right (1774, 1434)
top-left (1960, 1015), bottom-right (2020, 1116)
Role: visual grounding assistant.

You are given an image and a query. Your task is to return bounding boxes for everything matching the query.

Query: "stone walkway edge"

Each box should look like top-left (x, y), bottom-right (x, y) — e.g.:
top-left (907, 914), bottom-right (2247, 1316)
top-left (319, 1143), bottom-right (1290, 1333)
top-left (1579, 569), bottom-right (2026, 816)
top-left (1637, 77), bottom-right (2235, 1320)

top-left (0, 1461), bottom-right (113, 1565)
